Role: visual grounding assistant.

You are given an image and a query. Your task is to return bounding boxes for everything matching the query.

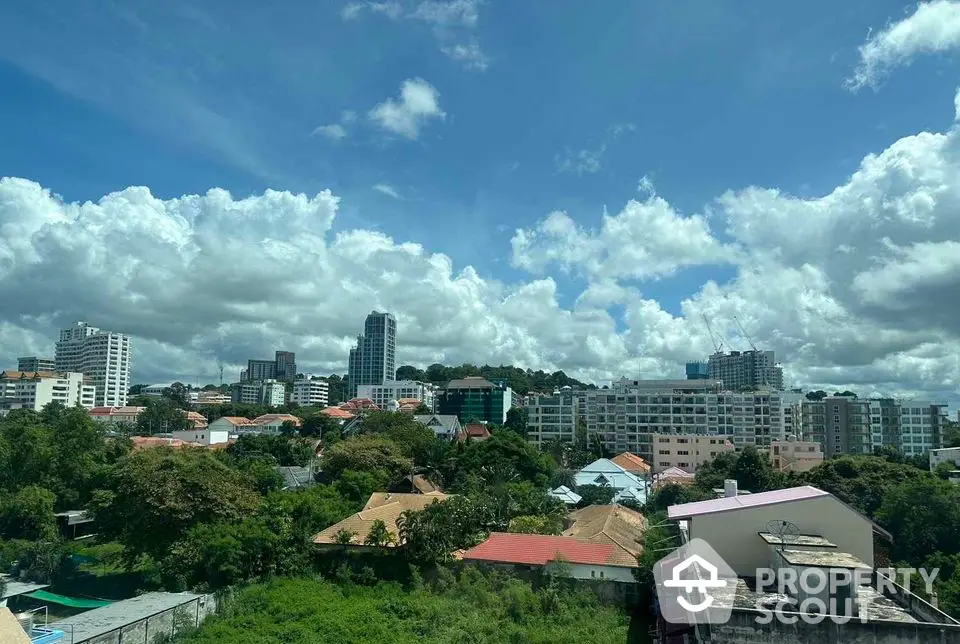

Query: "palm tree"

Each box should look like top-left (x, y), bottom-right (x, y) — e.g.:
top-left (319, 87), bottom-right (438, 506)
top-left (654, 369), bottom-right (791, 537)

top-left (363, 519), bottom-right (396, 548)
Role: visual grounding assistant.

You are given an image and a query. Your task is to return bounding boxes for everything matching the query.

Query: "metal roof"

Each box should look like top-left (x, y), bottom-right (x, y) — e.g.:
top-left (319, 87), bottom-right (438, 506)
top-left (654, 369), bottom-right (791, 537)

top-left (49, 592), bottom-right (202, 642)
top-left (667, 485), bottom-right (830, 519)
top-left (0, 575), bottom-right (49, 600)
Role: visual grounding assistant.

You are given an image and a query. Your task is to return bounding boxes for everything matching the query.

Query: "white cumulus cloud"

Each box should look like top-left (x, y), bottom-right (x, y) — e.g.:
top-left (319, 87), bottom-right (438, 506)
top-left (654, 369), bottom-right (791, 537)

top-left (368, 78), bottom-right (446, 139)
top-left (848, 0), bottom-right (960, 90)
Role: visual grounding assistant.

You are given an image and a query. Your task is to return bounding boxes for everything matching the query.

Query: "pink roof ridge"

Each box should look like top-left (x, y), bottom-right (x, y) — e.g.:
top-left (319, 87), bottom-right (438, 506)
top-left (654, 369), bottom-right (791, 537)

top-left (667, 485), bottom-right (830, 520)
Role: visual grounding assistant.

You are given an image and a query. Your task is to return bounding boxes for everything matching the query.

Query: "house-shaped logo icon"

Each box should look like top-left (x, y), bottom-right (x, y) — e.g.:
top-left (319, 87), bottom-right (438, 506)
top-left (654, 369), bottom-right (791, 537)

top-left (653, 538), bottom-right (737, 625)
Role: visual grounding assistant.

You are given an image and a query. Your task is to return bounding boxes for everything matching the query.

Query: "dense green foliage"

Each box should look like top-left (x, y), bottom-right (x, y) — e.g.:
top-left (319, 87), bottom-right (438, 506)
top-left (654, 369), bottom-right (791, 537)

top-left (179, 573), bottom-right (629, 644)
top-left (395, 363), bottom-right (595, 395)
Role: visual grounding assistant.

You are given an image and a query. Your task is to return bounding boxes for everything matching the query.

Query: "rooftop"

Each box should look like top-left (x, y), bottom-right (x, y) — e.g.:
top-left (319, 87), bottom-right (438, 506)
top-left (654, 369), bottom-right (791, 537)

top-left (668, 485), bottom-right (829, 519)
top-left (0, 608), bottom-right (30, 644)
top-left (321, 407), bottom-right (355, 419)
top-left (446, 377), bottom-right (499, 389)
top-left (0, 575), bottom-right (49, 600)
top-left (776, 548), bottom-right (870, 569)
top-left (461, 532), bottom-right (638, 568)
top-left (563, 504), bottom-right (646, 563)
top-left (548, 485), bottom-right (582, 505)
top-left (50, 592), bottom-right (202, 642)
top-left (313, 492), bottom-right (449, 546)
top-left (251, 413), bottom-right (302, 426)
top-left (757, 532), bottom-right (837, 548)
top-left (610, 452), bottom-right (651, 474)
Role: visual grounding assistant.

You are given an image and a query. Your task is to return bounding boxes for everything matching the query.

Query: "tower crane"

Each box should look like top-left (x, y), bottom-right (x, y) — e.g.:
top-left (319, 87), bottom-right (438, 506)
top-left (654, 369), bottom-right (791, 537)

top-left (733, 315), bottom-right (758, 352)
top-left (701, 314), bottom-right (726, 354)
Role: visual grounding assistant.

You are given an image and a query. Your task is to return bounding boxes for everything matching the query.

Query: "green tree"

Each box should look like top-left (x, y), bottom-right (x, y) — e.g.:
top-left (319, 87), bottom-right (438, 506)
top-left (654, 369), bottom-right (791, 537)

top-left (161, 382), bottom-right (191, 409)
top-left (734, 445), bottom-right (773, 492)
top-left (299, 413), bottom-right (341, 439)
top-left (507, 514), bottom-right (563, 535)
top-left (364, 519), bottom-right (396, 548)
top-left (576, 484), bottom-right (615, 506)
top-left (321, 436), bottom-right (413, 485)
top-left (88, 447), bottom-right (261, 563)
top-left (414, 403), bottom-right (431, 414)
top-left (875, 477), bottom-right (960, 563)
top-left (0, 485), bottom-right (57, 540)
top-left (335, 528), bottom-right (356, 545)
top-left (281, 420), bottom-right (298, 437)
top-left (136, 397), bottom-right (192, 435)
top-left (334, 469), bottom-right (390, 504)
top-left (504, 407), bottom-right (529, 437)
top-left (399, 496), bottom-right (492, 563)
top-left (805, 390), bottom-right (828, 401)
top-left (227, 434), bottom-right (312, 467)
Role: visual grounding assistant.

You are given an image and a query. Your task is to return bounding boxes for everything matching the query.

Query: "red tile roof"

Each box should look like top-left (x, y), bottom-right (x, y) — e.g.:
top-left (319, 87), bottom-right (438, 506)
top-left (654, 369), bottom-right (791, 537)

top-left (321, 407), bottom-right (355, 419)
top-left (464, 423), bottom-right (491, 439)
top-left (461, 532), bottom-right (634, 567)
top-left (611, 452), bottom-right (651, 473)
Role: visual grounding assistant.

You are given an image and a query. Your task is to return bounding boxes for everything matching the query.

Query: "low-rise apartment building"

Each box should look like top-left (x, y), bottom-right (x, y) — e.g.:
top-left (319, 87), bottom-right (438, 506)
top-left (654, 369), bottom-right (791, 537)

top-left (649, 434), bottom-right (734, 472)
top-left (171, 429), bottom-right (230, 446)
top-left (291, 379), bottom-right (329, 407)
top-left (356, 380), bottom-right (435, 411)
top-left (231, 379), bottom-right (286, 406)
top-left (0, 370), bottom-right (96, 410)
top-left (17, 356), bottom-right (56, 372)
top-left (930, 446), bottom-right (960, 471)
top-left (768, 437), bottom-right (823, 472)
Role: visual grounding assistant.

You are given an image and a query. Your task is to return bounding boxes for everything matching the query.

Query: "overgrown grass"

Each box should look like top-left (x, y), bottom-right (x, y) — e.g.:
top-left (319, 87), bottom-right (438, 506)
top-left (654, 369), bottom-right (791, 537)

top-left (179, 572), bottom-right (634, 644)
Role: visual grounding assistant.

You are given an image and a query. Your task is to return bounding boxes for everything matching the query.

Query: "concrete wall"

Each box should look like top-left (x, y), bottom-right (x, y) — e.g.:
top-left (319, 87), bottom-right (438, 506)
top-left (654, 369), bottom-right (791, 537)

top-left (688, 496), bottom-right (874, 577)
top-left (707, 608), bottom-right (960, 644)
top-left (556, 563), bottom-right (636, 583)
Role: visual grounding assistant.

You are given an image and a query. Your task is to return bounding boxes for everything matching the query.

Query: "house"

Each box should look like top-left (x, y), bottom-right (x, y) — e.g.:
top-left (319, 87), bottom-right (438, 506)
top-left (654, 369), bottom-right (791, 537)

top-left (207, 416), bottom-right (254, 433)
top-left (0, 607), bottom-right (36, 644)
top-left (396, 398), bottom-right (425, 413)
top-left (460, 532), bottom-right (638, 583)
top-left (320, 407), bottom-right (355, 423)
top-left (250, 414), bottom-right (302, 433)
top-left (183, 411), bottom-right (208, 429)
top-left (412, 414), bottom-right (463, 440)
top-left (610, 452), bottom-right (651, 476)
top-left (88, 406), bottom-right (145, 425)
top-left (667, 484), bottom-right (889, 577)
top-left (651, 466), bottom-right (695, 490)
top-left (389, 474), bottom-right (440, 494)
top-left (170, 429), bottom-right (230, 446)
top-left (574, 458), bottom-right (648, 504)
top-left (276, 466), bottom-right (316, 490)
top-left (563, 504), bottom-right (647, 558)
top-left (312, 492), bottom-right (449, 549)
top-left (462, 423), bottom-right (491, 442)
top-left (340, 398), bottom-right (378, 412)
top-left (548, 485), bottom-right (582, 505)
top-left (768, 437), bottom-right (823, 473)
top-left (662, 484), bottom-right (960, 643)
top-left (55, 510), bottom-right (95, 540)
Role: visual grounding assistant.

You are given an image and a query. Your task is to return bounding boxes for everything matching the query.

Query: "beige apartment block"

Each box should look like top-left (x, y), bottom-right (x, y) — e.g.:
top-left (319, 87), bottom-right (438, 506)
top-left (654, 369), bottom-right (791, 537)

top-left (769, 437), bottom-right (823, 472)
top-left (650, 433), bottom-right (734, 473)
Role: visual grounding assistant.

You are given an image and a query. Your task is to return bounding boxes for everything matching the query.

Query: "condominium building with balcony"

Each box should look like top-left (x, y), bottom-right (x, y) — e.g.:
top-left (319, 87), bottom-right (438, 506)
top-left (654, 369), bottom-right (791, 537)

top-left (54, 321), bottom-right (131, 407)
top-left (525, 379), bottom-right (802, 461)
top-left (0, 370), bottom-right (96, 410)
top-left (708, 349), bottom-right (784, 390)
top-left (355, 380), bottom-right (435, 411)
top-left (291, 379), bottom-right (329, 407)
top-left (649, 434), bottom-right (734, 472)
top-left (17, 356), bottom-right (56, 373)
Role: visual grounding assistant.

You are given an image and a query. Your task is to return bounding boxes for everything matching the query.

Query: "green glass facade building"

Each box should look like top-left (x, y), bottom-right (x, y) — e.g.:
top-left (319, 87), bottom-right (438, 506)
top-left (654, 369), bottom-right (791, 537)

top-left (438, 376), bottom-right (513, 425)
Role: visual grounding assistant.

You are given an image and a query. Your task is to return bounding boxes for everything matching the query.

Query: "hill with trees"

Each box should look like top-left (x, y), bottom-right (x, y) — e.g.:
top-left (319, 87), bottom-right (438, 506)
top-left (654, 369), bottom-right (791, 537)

top-left (395, 363), bottom-right (596, 395)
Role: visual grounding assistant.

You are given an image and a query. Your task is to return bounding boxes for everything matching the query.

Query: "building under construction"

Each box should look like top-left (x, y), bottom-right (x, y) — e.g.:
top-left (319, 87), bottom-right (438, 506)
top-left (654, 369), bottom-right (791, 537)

top-left (707, 349), bottom-right (783, 391)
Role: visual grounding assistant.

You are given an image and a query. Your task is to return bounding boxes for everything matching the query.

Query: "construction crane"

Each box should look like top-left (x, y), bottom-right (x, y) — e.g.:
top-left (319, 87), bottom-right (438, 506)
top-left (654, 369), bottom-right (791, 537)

top-left (733, 315), bottom-right (758, 352)
top-left (701, 313), bottom-right (724, 353)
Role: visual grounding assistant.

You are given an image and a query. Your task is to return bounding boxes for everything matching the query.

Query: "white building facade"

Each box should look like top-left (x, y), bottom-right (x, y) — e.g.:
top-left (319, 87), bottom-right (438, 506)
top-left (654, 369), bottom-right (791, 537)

top-left (0, 370), bottom-right (95, 410)
top-left (356, 380), bottom-right (434, 410)
top-left (171, 429), bottom-right (230, 446)
top-left (526, 379), bottom-right (800, 461)
top-left (231, 379), bottom-right (286, 406)
top-left (55, 321), bottom-right (132, 407)
top-left (291, 379), bottom-right (329, 407)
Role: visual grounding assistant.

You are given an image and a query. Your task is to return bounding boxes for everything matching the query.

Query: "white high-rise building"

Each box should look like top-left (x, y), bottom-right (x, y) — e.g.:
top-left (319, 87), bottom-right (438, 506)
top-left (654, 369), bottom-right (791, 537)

top-left (291, 379), bottom-right (330, 407)
top-left (55, 321), bottom-right (132, 407)
top-left (0, 370), bottom-right (96, 410)
top-left (356, 380), bottom-right (435, 410)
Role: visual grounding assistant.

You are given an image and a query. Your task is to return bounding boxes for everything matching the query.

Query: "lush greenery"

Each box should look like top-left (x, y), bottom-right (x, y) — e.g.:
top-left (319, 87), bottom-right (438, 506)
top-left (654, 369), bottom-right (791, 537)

top-left (178, 573), bottom-right (631, 644)
top-left (395, 363), bottom-right (595, 395)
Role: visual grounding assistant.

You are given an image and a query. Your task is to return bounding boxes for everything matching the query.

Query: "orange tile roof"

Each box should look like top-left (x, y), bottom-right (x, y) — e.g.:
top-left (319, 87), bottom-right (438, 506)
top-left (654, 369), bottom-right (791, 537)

top-left (312, 492), bottom-right (448, 546)
top-left (216, 416), bottom-right (254, 426)
top-left (563, 504), bottom-right (647, 563)
top-left (461, 533), bottom-right (638, 568)
top-left (251, 414), bottom-right (302, 426)
top-left (321, 407), bottom-right (355, 419)
top-left (611, 452), bottom-right (651, 474)
top-left (464, 423), bottom-right (491, 439)
top-left (1, 370), bottom-right (62, 380)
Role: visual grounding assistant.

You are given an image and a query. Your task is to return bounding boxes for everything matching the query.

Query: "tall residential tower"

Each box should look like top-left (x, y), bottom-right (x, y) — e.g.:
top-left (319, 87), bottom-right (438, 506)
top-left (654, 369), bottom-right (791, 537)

top-left (54, 321), bottom-right (132, 407)
top-left (347, 311), bottom-right (397, 398)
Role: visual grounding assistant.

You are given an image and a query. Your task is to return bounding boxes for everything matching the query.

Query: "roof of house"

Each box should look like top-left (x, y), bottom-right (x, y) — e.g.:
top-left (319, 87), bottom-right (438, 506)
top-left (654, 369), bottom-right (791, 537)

top-left (213, 416), bottom-right (253, 426)
top-left (321, 407), bottom-right (356, 419)
top-left (461, 532), bottom-right (638, 568)
top-left (50, 592), bottom-right (202, 643)
top-left (446, 376), bottom-right (498, 389)
top-left (0, 574), bottom-right (49, 600)
top-left (0, 370), bottom-right (62, 380)
top-left (312, 492), bottom-right (449, 546)
top-left (668, 485), bottom-right (830, 520)
top-left (611, 452), bottom-right (651, 473)
top-left (183, 411), bottom-right (208, 426)
top-left (391, 474), bottom-right (439, 494)
top-left (413, 415), bottom-right (461, 435)
top-left (548, 485), bottom-right (583, 504)
top-left (89, 406), bottom-right (146, 416)
top-left (575, 459), bottom-right (646, 491)
top-left (563, 505), bottom-right (647, 560)
top-left (251, 413), bottom-right (302, 426)
top-left (464, 423), bottom-right (491, 439)
top-left (130, 437), bottom-right (194, 450)
top-left (656, 466), bottom-right (695, 479)
top-left (276, 466), bottom-right (315, 489)
top-left (0, 608), bottom-right (31, 644)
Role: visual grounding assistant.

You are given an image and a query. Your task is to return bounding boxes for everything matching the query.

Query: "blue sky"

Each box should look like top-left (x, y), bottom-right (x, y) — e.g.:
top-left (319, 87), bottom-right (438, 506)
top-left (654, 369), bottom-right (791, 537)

top-left (3, 0), bottom-right (960, 401)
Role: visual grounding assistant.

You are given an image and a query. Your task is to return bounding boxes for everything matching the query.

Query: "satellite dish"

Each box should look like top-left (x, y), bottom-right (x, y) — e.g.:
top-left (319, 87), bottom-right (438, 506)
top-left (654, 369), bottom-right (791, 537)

top-left (766, 520), bottom-right (801, 550)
